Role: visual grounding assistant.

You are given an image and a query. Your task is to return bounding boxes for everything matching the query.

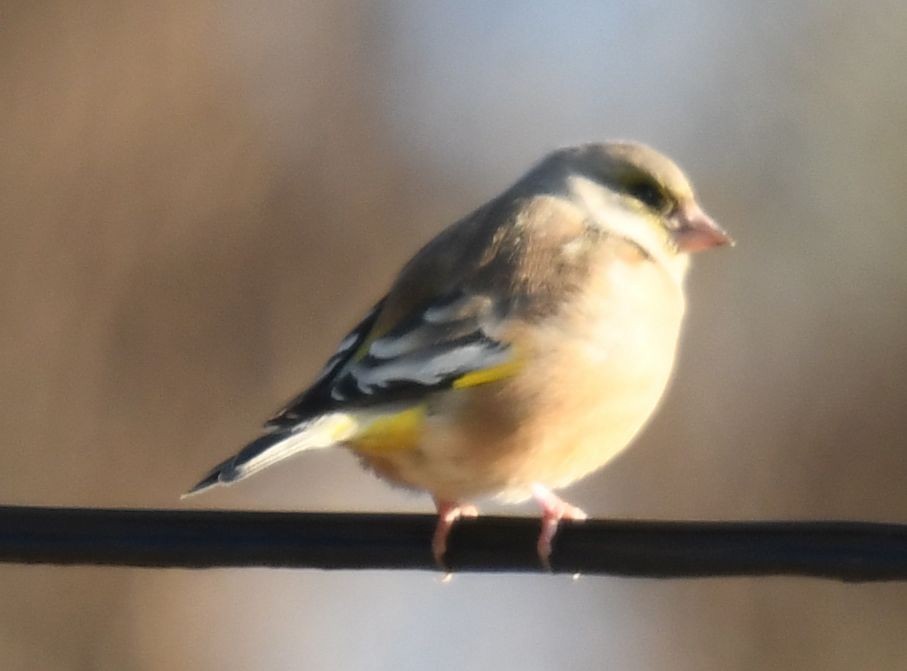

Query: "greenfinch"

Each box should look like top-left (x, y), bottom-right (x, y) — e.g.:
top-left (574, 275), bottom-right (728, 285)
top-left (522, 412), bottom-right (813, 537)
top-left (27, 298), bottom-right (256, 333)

top-left (188, 142), bottom-right (732, 567)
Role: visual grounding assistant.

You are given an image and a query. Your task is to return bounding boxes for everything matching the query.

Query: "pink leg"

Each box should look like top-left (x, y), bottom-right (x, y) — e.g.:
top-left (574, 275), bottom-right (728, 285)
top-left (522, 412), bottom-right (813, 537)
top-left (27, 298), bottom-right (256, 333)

top-left (532, 484), bottom-right (588, 570)
top-left (432, 499), bottom-right (479, 569)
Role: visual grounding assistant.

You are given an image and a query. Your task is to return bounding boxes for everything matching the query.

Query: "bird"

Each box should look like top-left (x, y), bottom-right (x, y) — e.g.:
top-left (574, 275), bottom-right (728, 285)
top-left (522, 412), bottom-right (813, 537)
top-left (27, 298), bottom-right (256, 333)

top-left (185, 141), bottom-right (733, 569)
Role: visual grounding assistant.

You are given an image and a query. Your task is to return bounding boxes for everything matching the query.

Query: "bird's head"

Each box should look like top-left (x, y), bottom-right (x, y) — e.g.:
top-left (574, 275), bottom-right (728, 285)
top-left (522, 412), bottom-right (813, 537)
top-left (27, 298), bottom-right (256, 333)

top-left (531, 142), bottom-right (733, 279)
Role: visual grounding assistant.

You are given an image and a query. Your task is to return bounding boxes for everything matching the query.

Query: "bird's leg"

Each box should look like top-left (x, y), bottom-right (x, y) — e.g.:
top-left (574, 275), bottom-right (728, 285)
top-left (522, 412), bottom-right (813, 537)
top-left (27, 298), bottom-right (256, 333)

top-left (531, 484), bottom-right (588, 570)
top-left (432, 499), bottom-right (479, 569)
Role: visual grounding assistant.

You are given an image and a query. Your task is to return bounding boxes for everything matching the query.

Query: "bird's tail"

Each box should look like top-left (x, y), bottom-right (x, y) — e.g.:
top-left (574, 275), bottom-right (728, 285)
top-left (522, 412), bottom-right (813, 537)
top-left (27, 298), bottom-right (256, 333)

top-left (183, 413), bottom-right (357, 497)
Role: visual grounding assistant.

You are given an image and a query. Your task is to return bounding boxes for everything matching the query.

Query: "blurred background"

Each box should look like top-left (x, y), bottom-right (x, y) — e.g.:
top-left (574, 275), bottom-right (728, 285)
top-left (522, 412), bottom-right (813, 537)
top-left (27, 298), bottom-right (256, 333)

top-left (2, 1), bottom-right (907, 669)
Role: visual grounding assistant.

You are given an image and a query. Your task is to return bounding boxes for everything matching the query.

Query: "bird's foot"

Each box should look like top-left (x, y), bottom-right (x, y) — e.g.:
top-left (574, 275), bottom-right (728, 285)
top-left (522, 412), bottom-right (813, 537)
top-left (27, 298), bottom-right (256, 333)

top-left (432, 499), bottom-right (479, 570)
top-left (532, 484), bottom-right (587, 570)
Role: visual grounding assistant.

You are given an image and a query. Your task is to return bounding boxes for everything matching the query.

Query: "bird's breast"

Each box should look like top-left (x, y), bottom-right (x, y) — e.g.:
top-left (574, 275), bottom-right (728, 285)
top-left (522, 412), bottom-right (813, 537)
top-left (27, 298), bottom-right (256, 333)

top-left (490, 255), bottom-right (685, 494)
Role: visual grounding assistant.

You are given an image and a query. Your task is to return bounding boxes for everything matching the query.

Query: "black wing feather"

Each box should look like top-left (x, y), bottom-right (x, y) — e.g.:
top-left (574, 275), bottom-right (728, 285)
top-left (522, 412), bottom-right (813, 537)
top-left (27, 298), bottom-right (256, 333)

top-left (266, 289), bottom-right (513, 428)
top-left (266, 298), bottom-right (386, 427)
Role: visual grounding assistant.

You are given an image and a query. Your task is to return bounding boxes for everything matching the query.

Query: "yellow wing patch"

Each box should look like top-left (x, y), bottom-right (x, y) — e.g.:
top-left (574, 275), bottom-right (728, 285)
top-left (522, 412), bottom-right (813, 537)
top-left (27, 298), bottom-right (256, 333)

top-left (351, 405), bottom-right (427, 455)
top-left (452, 357), bottom-right (523, 389)
top-left (347, 353), bottom-right (521, 455)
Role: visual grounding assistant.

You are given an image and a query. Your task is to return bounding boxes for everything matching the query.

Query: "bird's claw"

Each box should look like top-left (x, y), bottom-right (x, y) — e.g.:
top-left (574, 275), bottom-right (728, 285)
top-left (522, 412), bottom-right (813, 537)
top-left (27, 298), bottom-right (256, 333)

top-left (532, 484), bottom-right (587, 570)
top-left (432, 500), bottom-right (479, 571)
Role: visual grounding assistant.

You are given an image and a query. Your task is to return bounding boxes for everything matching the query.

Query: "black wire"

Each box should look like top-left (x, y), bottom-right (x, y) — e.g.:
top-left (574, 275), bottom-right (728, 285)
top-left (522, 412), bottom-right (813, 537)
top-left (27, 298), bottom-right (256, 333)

top-left (1, 506), bottom-right (906, 581)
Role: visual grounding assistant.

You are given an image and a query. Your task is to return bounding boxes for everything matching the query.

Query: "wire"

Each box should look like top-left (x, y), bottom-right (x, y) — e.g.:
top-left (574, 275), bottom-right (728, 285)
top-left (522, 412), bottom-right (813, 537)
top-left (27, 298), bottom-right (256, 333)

top-left (1, 505), bottom-right (905, 580)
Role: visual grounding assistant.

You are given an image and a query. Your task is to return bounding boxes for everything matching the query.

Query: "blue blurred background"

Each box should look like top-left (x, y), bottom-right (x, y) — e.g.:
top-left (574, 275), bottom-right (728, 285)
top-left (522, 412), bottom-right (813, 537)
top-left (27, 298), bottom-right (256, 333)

top-left (2, 2), bottom-right (907, 669)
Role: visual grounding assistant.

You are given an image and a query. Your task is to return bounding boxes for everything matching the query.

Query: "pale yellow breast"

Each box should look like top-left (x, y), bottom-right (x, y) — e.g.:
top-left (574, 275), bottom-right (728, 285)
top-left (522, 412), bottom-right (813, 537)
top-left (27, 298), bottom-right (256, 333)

top-left (499, 248), bottom-right (686, 497)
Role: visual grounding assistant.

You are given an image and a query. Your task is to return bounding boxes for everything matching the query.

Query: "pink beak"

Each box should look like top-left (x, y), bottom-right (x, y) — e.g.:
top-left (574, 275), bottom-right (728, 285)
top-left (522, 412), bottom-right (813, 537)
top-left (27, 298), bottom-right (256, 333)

top-left (671, 204), bottom-right (734, 253)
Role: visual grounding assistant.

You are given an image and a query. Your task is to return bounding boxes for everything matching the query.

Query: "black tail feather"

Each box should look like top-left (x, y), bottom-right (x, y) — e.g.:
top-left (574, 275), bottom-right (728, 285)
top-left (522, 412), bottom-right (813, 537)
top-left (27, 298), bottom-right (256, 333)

top-left (183, 431), bottom-right (292, 498)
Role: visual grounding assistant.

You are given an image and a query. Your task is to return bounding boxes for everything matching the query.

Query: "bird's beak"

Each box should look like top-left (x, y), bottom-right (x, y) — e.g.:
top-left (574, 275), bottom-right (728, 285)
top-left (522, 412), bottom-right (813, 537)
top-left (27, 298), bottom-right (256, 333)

top-left (671, 203), bottom-right (734, 253)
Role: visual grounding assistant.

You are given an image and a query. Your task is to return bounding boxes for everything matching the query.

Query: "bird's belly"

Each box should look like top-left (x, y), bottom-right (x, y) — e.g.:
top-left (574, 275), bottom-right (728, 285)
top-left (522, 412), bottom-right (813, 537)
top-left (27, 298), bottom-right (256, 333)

top-left (497, 343), bottom-right (677, 498)
top-left (354, 329), bottom-right (679, 502)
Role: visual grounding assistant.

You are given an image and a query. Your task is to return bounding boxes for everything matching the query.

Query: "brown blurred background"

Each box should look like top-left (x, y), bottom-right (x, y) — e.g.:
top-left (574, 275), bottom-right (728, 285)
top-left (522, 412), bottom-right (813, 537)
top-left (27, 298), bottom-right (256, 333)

top-left (2, 2), bottom-right (907, 669)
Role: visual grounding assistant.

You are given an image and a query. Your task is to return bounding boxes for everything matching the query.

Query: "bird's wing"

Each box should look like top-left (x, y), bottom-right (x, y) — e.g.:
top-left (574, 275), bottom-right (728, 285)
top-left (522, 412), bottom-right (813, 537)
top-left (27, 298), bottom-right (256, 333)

top-left (265, 201), bottom-right (515, 427)
top-left (266, 194), bottom-right (590, 428)
top-left (266, 288), bottom-right (517, 427)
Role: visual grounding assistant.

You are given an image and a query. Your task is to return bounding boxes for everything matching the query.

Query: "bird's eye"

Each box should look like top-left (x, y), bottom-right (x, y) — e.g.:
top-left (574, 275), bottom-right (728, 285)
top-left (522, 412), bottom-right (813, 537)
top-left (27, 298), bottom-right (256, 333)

top-left (626, 179), bottom-right (668, 212)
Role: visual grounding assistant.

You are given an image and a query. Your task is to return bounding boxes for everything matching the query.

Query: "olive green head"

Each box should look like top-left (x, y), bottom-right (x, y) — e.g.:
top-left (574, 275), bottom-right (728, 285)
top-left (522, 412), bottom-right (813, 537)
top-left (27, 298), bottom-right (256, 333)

top-left (530, 141), bottom-right (733, 259)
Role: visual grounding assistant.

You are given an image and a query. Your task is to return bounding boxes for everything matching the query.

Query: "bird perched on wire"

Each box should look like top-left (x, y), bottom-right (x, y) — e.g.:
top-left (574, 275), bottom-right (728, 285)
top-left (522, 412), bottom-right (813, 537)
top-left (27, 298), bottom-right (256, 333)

top-left (186, 141), bottom-right (733, 569)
